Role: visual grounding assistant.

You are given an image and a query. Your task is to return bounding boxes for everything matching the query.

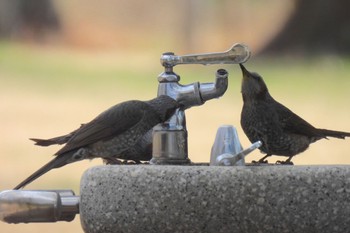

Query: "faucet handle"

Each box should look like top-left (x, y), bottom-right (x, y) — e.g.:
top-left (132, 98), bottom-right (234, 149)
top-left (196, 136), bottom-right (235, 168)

top-left (161, 43), bottom-right (250, 67)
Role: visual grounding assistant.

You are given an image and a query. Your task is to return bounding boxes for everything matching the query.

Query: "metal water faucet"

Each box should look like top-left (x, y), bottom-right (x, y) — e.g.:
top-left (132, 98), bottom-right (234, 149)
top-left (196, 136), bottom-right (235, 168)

top-left (150, 44), bottom-right (251, 164)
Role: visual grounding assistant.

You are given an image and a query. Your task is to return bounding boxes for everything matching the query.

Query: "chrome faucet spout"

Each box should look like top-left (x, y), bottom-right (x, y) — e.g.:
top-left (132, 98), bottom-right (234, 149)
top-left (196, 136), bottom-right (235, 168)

top-left (151, 67), bottom-right (229, 165)
top-left (152, 44), bottom-right (251, 165)
top-left (199, 69), bottom-right (228, 103)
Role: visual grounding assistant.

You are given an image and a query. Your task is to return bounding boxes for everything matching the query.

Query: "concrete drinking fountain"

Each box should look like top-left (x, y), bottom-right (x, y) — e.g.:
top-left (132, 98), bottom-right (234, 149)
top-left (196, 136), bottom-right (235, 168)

top-left (1, 44), bottom-right (350, 233)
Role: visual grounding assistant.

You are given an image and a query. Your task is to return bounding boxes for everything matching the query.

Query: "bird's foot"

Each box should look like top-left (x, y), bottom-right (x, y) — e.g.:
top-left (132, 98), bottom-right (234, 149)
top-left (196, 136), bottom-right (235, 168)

top-left (125, 160), bottom-right (149, 165)
top-left (123, 160), bottom-right (140, 164)
top-left (275, 160), bottom-right (294, 165)
top-left (103, 158), bottom-right (149, 165)
top-left (103, 158), bottom-right (123, 165)
top-left (251, 159), bottom-right (268, 164)
top-left (251, 154), bottom-right (271, 165)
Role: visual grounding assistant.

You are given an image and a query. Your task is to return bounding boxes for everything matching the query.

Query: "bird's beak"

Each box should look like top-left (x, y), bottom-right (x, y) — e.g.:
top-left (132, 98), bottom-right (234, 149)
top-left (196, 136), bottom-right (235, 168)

top-left (239, 63), bottom-right (249, 78)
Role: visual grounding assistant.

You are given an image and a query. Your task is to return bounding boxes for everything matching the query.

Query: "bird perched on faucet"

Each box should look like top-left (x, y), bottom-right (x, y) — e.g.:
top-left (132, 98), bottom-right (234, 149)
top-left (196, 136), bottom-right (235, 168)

top-left (14, 95), bottom-right (179, 189)
top-left (239, 64), bottom-right (350, 164)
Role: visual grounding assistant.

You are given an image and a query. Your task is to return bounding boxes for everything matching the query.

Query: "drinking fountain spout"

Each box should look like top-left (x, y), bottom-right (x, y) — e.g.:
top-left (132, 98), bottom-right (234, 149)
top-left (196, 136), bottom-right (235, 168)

top-left (150, 68), bottom-right (229, 164)
top-left (210, 125), bottom-right (262, 166)
top-left (150, 44), bottom-right (251, 164)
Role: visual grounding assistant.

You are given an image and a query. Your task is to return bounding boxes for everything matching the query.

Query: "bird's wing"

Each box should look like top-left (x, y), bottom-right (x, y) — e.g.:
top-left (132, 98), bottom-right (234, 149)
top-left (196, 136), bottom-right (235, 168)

top-left (273, 101), bottom-right (325, 138)
top-left (55, 101), bottom-right (148, 155)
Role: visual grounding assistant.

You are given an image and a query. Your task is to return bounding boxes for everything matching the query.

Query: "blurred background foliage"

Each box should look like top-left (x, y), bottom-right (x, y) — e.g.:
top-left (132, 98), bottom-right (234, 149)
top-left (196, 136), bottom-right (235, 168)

top-left (1, 0), bottom-right (350, 232)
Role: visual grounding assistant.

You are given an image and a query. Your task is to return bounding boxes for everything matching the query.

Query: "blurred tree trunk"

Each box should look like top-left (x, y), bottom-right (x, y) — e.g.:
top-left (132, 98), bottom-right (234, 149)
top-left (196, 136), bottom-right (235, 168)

top-left (0, 0), bottom-right (60, 40)
top-left (261, 0), bottom-right (350, 55)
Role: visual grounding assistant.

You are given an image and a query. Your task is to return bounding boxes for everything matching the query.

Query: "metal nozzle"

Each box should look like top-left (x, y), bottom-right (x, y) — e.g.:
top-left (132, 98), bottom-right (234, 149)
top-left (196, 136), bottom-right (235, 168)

top-left (171, 69), bottom-right (228, 110)
top-left (0, 190), bottom-right (79, 224)
top-left (160, 43), bottom-right (251, 67)
top-left (210, 125), bottom-right (262, 166)
top-left (215, 141), bottom-right (262, 166)
top-left (199, 68), bottom-right (228, 103)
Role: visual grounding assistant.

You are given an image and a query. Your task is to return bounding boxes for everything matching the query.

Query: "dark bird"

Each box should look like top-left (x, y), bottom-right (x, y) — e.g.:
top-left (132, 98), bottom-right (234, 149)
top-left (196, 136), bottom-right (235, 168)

top-left (14, 95), bottom-right (179, 189)
top-left (239, 64), bottom-right (350, 164)
top-left (28, 125), bottom-right (154, 165)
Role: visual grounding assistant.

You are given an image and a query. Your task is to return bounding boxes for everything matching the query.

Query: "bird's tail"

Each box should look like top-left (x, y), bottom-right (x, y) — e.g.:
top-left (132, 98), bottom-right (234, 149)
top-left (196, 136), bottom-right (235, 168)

top-left (30, 125), bottom-right (83, 146)
top-left (30, 135), bottom-right (71, 146)
top-left (318, 128), bottom-right (350, 139)
top-left (13, 153), bottom-right (72, 190)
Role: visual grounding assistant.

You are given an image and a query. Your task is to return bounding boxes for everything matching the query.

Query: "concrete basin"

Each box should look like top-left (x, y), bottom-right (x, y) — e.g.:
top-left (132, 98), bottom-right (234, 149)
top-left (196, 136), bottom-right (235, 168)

top-left (80, 165), bottom-right (350, 233)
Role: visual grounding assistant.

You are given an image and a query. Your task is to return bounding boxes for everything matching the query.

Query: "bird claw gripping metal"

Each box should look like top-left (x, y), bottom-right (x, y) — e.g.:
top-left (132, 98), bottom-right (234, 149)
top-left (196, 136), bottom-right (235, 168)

top-left (151, 43), bottom-right (251, 165)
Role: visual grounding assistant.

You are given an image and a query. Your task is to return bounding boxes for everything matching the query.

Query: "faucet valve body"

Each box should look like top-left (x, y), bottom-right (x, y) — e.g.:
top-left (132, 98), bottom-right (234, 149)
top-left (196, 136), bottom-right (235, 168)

top-left (151, 68), bottom-right (229, 165)
top-left (151, 125), bottom-right (189, 165)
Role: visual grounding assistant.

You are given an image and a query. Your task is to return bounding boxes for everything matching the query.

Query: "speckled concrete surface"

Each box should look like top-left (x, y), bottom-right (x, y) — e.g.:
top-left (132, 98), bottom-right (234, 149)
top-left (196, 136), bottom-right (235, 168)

top-left (80, 165), bottom-right (350, 233)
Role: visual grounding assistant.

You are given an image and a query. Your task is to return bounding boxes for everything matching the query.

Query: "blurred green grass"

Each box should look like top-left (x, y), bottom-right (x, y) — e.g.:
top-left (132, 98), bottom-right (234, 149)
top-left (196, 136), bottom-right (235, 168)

top-left (0, 42), bottom-right (158, 94)
top-left (2, 41), bottom-right (350, 96)
top-left (1, 42), bottom-right (350, 232)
